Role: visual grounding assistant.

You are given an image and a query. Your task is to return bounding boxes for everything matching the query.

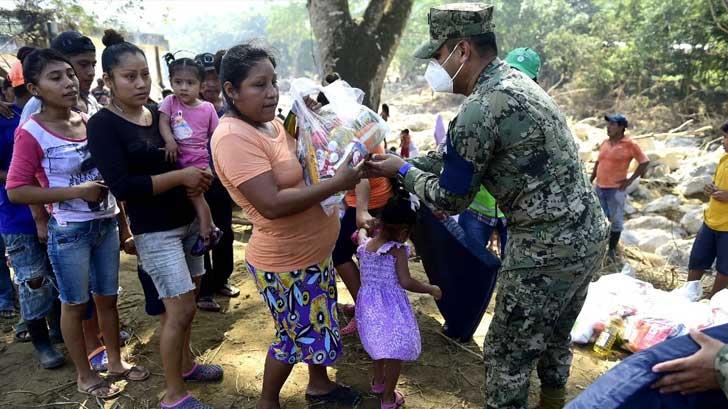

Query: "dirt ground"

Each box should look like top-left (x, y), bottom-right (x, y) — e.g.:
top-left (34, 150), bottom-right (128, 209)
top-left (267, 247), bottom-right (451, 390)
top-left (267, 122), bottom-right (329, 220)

top-left (0, 213), bottom-right (621, 409)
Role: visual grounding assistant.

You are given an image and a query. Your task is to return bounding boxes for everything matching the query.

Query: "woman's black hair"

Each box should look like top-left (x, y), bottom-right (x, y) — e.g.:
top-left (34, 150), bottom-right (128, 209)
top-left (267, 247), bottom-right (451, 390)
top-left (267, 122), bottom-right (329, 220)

top-left (167, 57), bottom-right (204, 81)
top-left (16, 46), bottom-right (36, 62)
top-left (213, 49), bottom-right (226, 75)
top-left (1, 78), bottom-right (10, 90)
top-left (380, 196), bottom-right (417, 227)
top-left (100, 29), bottom-right (146, 73)
top-left (219, 43), bottom-right (277, 118)
top-left (381, 103), bottom-right (389, 115)
top-left (22, 48), bottom-right (74, 86)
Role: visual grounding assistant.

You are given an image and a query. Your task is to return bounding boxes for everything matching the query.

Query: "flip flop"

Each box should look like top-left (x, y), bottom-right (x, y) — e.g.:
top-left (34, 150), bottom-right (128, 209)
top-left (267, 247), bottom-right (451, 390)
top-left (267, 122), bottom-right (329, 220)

top-left (182, 363), bottom-right (224, 382)
top-left (160, 394), bottom-right (214, 409)
top-left (216, 283), bottom-right (239, 298)
top-left (305, 384), bottom-right (361, 405)
top-left (381, 390), bottom-right (405, 409)
top-left (371, 379), bottom-right (386, 394)
top-left (107, 365), bottom-right (149, 382)
top-left (196, 297), bottom-right (221, 312)
top-left (88, 346), bottom-right (108, 372)
top-left (77, 379), bottom-right (121, 400)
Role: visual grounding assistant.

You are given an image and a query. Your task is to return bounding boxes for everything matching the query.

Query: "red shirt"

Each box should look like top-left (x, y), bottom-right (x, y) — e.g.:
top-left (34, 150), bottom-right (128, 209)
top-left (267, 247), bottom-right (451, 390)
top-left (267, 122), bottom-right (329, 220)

top-left (596, 137), bottom-right (649, 188)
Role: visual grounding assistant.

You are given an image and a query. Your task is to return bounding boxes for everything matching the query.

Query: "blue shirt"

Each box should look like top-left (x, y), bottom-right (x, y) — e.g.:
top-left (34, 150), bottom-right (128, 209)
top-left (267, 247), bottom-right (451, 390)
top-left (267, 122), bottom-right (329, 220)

top-left (0, 105), bottom-right (36, 235)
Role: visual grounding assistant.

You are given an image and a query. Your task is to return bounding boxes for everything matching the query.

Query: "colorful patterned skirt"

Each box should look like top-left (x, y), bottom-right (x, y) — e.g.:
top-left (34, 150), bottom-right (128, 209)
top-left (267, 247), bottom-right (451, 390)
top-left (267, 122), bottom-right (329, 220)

top-left (247, 256), bottom-right (342, 365)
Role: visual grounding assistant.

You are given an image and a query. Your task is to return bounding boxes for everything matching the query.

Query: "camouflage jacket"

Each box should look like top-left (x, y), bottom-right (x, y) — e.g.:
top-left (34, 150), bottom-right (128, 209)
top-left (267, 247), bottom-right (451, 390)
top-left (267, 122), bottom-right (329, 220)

top-left (718, 344), bottom-right (728, 398)
top-left (405, 58), bottom-right (608, 273)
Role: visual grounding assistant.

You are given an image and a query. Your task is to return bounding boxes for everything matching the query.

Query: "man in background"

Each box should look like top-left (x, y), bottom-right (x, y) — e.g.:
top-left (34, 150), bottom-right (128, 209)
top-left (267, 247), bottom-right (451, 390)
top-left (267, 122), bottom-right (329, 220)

top-left (591, 114), bottom-right (650, 259)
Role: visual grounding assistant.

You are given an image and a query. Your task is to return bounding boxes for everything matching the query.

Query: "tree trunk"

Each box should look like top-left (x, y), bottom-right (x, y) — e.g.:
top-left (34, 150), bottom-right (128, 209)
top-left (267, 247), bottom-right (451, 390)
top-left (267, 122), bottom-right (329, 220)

top-left (307, 0), bottom-right (414, 109)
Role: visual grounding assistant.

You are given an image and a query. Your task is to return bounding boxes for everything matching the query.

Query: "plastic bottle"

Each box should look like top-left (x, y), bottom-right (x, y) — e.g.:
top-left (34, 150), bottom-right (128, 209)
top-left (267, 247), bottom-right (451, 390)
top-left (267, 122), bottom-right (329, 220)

top-left (593, 316), bottom-right (624, 358)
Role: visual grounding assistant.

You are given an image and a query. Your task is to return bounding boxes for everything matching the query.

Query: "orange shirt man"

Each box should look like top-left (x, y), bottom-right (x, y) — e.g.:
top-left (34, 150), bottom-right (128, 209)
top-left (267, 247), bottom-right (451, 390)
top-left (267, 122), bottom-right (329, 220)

top-left (590, 114), bottom-right (650, 258)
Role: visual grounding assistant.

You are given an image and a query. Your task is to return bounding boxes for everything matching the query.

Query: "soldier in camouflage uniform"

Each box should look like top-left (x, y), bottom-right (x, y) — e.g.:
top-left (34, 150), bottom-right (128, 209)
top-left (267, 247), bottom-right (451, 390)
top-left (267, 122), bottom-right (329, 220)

top-left (366, 3), bottom-right (609, 409)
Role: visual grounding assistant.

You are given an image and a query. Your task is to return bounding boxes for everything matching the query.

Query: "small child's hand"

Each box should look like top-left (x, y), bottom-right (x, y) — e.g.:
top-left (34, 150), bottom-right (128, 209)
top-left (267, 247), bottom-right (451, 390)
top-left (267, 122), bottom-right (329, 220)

top-left (430, 285), bottom-right (442, 301)
top-left (164, 140), bottom-right (179, 163)
top-left (351, 227), bottom-right (369, 245)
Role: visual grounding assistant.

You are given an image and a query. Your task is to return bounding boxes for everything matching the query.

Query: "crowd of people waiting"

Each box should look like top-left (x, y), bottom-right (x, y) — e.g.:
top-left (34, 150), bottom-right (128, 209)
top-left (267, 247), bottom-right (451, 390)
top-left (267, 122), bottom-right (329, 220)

top-left (1, 3), bottom-right (728, 409)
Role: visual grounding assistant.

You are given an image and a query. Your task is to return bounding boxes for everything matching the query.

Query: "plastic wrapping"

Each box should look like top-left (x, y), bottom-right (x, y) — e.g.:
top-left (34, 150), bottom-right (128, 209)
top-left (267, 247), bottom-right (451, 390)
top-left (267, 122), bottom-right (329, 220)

top-left (570, 274), bottom-right (728, 352)
top-left (290, 78), bottom-right (390, 214)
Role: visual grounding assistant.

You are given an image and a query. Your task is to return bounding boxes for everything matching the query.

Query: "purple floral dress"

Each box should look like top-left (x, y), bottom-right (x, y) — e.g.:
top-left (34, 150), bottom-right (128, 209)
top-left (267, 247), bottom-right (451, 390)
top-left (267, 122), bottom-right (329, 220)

top-left (355, 240), bottom-right (421, 361)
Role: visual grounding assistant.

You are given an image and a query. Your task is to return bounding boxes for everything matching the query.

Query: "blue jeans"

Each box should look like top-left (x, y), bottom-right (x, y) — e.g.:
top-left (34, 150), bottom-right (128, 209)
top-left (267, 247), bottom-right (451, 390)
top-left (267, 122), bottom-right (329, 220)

top-left (2, 233), bottom-right (57, 320)
top-left (458, 209), bottom-right (508, 257)
top-left (595, 187), bottom-right (626, 232)
top-left (0, 235), bottom-right (15, 311)
top-left (47, 217), bottom-right (120, 305)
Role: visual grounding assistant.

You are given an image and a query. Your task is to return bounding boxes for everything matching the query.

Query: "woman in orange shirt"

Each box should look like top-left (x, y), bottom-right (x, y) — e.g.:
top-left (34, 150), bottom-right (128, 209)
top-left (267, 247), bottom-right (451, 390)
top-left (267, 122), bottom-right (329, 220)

top-left (211, 44), bottom-right (363, 409)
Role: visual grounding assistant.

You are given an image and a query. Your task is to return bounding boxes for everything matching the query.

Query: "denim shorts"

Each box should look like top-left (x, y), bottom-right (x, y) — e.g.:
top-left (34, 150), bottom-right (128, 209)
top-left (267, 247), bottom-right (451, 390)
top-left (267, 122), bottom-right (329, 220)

top-left (134, 221), bottom-right (204, 299)
top-left (688, 223), bottom-right (728, 275)
top-left (595, 187), bottom-right (627, 232)
top-left (47, 217), bottom-right (120, 305)
top-left (2, 233), bottom-right (57, 320)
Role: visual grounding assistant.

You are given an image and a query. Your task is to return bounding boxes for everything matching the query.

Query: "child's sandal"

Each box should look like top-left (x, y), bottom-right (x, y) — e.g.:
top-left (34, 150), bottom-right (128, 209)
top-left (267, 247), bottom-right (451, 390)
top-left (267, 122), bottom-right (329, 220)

top-left (381, 390), bottom-right (404, 409)
top-left (371, 379), bottom-right (385, 394)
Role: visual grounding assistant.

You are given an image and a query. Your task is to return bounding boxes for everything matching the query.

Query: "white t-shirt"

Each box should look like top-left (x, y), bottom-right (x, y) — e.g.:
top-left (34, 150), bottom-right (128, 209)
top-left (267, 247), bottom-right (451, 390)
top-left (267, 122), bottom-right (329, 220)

top-left (20, 94), bottom-right (102, 123)
top-left (6, 114), bottom-right (118, 223)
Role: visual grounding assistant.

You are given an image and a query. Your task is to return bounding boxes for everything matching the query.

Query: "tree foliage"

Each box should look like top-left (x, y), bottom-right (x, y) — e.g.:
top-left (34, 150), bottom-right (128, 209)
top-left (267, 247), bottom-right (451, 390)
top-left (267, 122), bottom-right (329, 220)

top-left (392, 0), bottom-right (728, 107)
top-left (1, 0), bottom-right (136, 45)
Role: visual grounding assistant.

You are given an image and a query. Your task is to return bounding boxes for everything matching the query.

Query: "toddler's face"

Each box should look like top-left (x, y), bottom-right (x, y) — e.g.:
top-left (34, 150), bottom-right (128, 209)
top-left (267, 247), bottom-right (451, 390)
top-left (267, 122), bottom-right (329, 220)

top-left (171, 69), bottom-right (202, 105)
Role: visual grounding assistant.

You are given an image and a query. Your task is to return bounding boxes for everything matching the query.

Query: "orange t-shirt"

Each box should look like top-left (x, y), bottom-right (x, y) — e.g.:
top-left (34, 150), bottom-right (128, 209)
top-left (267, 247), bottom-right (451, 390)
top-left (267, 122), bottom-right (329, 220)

top-left (596, 137), bottom-right (649, 188)
top-left (211, 117), bottom-right (339, 272)
top-left (344, 143), bottom-right (393, 209)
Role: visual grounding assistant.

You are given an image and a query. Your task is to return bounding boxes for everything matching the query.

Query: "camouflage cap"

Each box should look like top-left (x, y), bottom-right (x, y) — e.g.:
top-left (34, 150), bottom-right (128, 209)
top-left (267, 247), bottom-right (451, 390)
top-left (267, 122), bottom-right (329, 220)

top-left (414, 3), bottom-right (495, 60)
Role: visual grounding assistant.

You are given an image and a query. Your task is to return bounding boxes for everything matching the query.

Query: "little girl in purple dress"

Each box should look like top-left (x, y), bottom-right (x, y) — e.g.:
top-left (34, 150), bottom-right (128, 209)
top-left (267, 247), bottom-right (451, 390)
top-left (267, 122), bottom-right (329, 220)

top-left (355, 196), bottom-right (442, 409)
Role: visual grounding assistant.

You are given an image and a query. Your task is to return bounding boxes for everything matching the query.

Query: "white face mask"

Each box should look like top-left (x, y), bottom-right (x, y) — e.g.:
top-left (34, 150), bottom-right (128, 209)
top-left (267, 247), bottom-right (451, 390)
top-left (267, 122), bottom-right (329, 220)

top-left (425, 42), bottom-right (465, 93)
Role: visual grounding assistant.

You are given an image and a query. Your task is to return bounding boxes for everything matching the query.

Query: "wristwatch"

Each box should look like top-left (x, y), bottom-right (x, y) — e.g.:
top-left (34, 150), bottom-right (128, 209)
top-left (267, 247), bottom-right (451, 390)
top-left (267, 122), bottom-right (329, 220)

top-left (398, 162), bottom-right (412, 177)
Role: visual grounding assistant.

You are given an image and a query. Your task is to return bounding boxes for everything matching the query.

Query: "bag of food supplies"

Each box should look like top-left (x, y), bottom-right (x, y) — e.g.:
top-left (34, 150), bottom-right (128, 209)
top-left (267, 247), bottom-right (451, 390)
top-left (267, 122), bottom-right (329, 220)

top-left (290, 78), bottom-right (390, 214)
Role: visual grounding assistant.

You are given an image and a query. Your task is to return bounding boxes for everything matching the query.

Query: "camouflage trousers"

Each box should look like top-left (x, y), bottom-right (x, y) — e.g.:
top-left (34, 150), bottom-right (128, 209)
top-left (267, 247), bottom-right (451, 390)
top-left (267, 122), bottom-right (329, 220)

top-left (483, 249), bottom-right (606, 409)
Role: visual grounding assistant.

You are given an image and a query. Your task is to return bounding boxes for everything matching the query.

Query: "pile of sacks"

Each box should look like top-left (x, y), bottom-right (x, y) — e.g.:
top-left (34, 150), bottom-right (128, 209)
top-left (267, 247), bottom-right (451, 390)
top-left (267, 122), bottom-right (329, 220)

top-left (570, 272), bottom-right (728, 352)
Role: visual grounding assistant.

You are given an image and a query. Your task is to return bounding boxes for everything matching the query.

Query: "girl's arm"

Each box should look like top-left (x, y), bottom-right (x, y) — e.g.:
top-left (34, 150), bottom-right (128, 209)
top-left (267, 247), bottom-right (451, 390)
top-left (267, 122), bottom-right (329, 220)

top-left (393, 246), bottom-right (442, 299)
top-left (158, 112), bottom-right (178, 163)
top-left (354, 179), bottom-right (375, 229)
top-left (8, 182), bottom-right (105, 205)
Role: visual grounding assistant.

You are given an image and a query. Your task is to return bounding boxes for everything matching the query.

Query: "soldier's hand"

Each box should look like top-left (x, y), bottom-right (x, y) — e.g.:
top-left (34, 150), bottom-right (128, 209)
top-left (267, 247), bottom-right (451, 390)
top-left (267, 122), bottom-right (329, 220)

top-left (365, 154), bottom-right (405, 178)
top-left (651, 329), bottom-right (723, 394)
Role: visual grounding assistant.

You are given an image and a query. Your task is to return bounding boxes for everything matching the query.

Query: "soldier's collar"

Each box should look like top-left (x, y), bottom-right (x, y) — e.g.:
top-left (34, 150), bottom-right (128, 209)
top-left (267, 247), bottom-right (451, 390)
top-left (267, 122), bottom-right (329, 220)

top-left (474, 57), bottom-right (507, 89)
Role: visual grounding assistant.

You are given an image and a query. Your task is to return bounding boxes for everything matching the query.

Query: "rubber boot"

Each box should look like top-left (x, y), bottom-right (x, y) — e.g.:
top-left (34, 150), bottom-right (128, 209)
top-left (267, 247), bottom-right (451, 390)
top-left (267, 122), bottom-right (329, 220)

top-left (607, 231), bottom-right (621, 260)
top-left (26, 318), bottom-right (65, 369)
top-left (47, 299), bottom-right (63, 344)
top-left (538, 385), bottom-right (566, 409)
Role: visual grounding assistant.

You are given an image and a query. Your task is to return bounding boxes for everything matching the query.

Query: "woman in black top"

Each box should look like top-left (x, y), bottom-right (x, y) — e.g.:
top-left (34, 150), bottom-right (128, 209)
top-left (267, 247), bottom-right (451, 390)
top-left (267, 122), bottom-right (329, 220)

top-left (87, 30), bottom-right (219, 409)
